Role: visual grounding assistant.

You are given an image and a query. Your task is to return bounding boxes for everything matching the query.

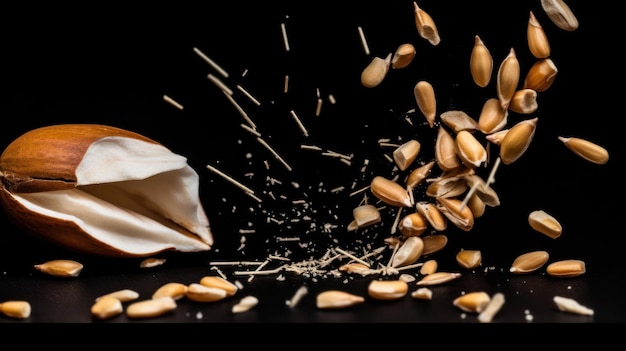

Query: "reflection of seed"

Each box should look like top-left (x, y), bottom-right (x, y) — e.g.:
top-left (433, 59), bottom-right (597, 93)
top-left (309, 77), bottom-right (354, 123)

top-left (368, 280), bottom-right (409, 300)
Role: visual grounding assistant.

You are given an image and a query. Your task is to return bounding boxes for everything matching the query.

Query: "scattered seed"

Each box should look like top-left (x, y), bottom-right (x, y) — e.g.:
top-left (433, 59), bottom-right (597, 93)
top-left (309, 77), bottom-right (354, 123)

top-left (317, 290), bottom-right (365, 309)
top-left (34, 259), bottom-right (83, 278)
top-left (510, 250), bottom-right (550, 274)
top-left (126, 297), bottom-right (177, 319)
top-left (0, 300), bottom-right (31, 319)
top-left (478, 292), bottom-right (505, 323)
top-left (232, 295), bottom-right (259, 313)
top-left (453, 291), bottom-right (491, 313)
top-left (553, 296), bottom-right (593, 315)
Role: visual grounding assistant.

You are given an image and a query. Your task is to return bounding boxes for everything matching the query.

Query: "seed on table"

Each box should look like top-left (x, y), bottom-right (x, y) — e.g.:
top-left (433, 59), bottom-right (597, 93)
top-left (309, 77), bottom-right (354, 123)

top-left (456, 249), bottom-right (482, 269)
top-left (199, 276), bottom-right (238, 296)
top-left (553, 296), bottom-right (594, 316)
top-left (316, 290), bottom-right (365, 309)
top-left (477, 292), bottom-right (506, 323)
top-left (558, 136), bottom-right (609, 165)
top-left (339, 263), bottom-right (375, 276)
top-left (527, 11), bottom-right (551, 59)
top-left (470, 35), bottom-right (493, 88)
top-left (186, 283), bottom-right (228, 302)
top-left (0, 300), bottom-right (31, 319)
top-left (523, 58), bottom-right (558, 92)
top-left (232, 295), bottom-right (259, 313)
top-left (368, 280), bottom-right (409, 300)
top-left (34, 259), bottom-right (83, 278)
top-left (528, 210), bottom-right (562, 239)
top-left (152, 282), bottom-right (189, 300)
top-left (91, 295), bottom-right (123, 320)
top-left (510, 250), bottom-right (550, 274)
top-left (546, 259), bottom-right (586, 277)
top-left (416, 271), bottom-right (461, 286)
top-left (96, 289), bottom-right (139, 302)
top-left (126, 296), bottom-right (177, 319)
top-left (414, 80), bottom-right (437, 128)
top-left (453, 291), bottom-right (491, 313)
top-left (411, 287), bottom-right (433, 300)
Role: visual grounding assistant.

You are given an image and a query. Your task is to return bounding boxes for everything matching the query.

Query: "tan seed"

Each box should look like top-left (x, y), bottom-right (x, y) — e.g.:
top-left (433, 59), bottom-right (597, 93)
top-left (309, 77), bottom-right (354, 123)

top-left (34, 259), bottom-right (83, 278)
top-left (421, 234), bottom-right (448, 256)
top-left (456, 249), bottom-right (482, 269)
top-left (199, 276), bottom-right (238, 296)
top-left (316, 290), bottom-right (365, 309)
top-left (440, 110), bottom-right (479, 133)
top-left (528, 210), bottom-right (562, 239)
top-left (496, 48), bottom-right (520, 110)
top-left (435, 126), bottom-right (461, 171)
top-left (436, 197), bottom-right (474, 231)
top-left (466, 193), bottom-right (486, 218)
top-left (391, 236), bottom-right (424, 268)
top-left (540, 0), bottom-right (579, 31)
top-left (339, 263), bottom-right (376, 276)
top-left (91, 295), bottom-right (123, 320)
top-left (510, 250), bottom-right (550, 274)
top-left (361, 53), bottom-right (391, 88)
top-left (367, 280), bottom-right (409, 300)
top-left (411, 287), bottom-right (433, 300)
top-left (470, 35), bottom-right (493, 88)
top-left (398, 212), bottom-right (427, 237)
top-left (523, 58), bottom-right (558, 92)
top-left (456, 130), bottom-right (487, 168)
top-left (416, 202), bottom-right (447, 232)
top-left (527, 11), bottom-right (551, 58)
top-left (232, 295), bottom-right (259, 313)
top-left (558, 136), bottom-right (609, 165)
top-left (393, 139), bottom-right (421, 171)
top-left (453, 291), bottom-right (491, 313)
top-left (97, 289), bottom-right (139, 302)
top-left (478, 98), bottom-right (508, 134)
top-left (546, 259), bottom-right (586, 277)
top-left (406, 160), bottom-right (435, 189)
top-left (391, 43), bottom-right (417, 69)
top-left (140, 257), bottom-right (166, 268)
top-left (509, 89), bottom-right (538, 114)
top-left (426, 177), bottom-right (467, 199)
top-left (464, 174), bottom-right (500, 207)
top-left (500, 117), bottom-right (538, 165)
top-left (413, 2), bottom-right (440, 46)
top-left (351, 204), bottom-right (382, 230)
top-left (186, 283), bottom-right (228, 302)
top-left (0, 300), bottom-right (31, 319)
top-left (414, 80), bottom-right (437, 128)
top-left (371, 176), bottom-right (412, 207)
top-left (416, 271), bottom-right (460, 286)
top-left (152, 282), bottom-right (188, 300)
top-left (420, 259), bottom-right (438, 275)
top-left (126, 296), bottom-right (177, 319)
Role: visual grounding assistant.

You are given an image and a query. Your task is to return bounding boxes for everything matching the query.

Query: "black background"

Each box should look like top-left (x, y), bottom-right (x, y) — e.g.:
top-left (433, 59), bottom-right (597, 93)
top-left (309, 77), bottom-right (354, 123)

top-left (0, 0), bottom-right (623, 324)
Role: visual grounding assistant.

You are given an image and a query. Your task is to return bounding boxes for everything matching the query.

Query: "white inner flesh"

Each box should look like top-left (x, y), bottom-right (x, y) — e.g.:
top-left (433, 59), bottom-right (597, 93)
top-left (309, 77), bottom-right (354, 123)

top-left (11, 136), bottom-right (213, 254)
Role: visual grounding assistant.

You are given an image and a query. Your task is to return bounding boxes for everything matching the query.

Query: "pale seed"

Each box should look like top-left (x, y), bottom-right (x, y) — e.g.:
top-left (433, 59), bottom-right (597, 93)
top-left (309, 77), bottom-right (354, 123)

top-left (393, 139), bottom-right (421, 171)
top-left (391, 43), bottom-right (417, 69)
top-left (371, 176), bottom-right (412, 207)
top-left (34, 259), bottom-right (83, 278)
top-left (232, 295), bottom-right (259, 313)
top-left (367, 280), bottom-right (409, 300)
top-left (420, 259), bottom-right (438, 275)
top-left (0, 300), bottom-right (31, 319)
top-left (435, 126), bottom-right (461, 171)
top-left (421, 234), bottom-right (448, 256)
top-left (453, 291), bottom-right (491, 313)
top-left (540, 0), bottom-right (579, 31)
top-left (361, 53), bottom-right (391, 88)
top-left (478, 293), bottom-right (506, 323)
top-left (399, 274), bottom-right (416, 283)
top-left (339, 263), bottom-right (375, 276)
top-left (398, 212), bottom-right (427, 237)
top-left (500, 117), bottom-right (538, 165)
top-left (456, 249), bottom-right (482, 269)
top-left (528, 210), bottom-right (562, 239)
top-left (200, 276), bottom-right (238, 296)
top-left (96, 289), bottom-right (139, 302)
top-left (436, 197), bottom-right (474, 232)
top-left (558, 136), bottom-right (609, 165)
top-left (316, 290), bottom-right (365, 309)
top-left (411, 287), bottom-right (433, 300)
top-left (351, 204), bottom-right (382, 230)
top-left (546, 259), bottom-right (586, 277)
top-left (470, 35), bottom-right (493, 88)
top-left (391, 236), bottom-right (424, 268)
top-left (186, 283), bottom-right (228, 302)
top-left (496, 48), bottom-right (520, 110)
top-left (553, 296), bottom-right (594, 316)
top-left (406, 160), bottom-right (435, 189)
top-left (91, 295), bottom-right (123, 320)
top-left (523, 58), bottom-right (558, 92)
top-left (478, 97), bottom-right (508, 134)
top-left (509, 89), bottom-right (538, 114)
top-left (413, 2), bottom-right (440, 46)
top-left (464, 174), bottom-right (500, 207)
top-left (426, 177), bottom-right (467, 199)
top-left (485, 128), bottom-right (509, 146)
top-left (527, 11), bottom-right (551, 58)
top-left (440, 110), bottom-right (479, 133)
top-left (152, 282), bottom-right (188, 300)
top-left (456, 130), bottom-right (487, 168)
top-left (416, 202), bottom-right (447, 232)
top-left (416, 271), bottom-right (461, 286)
top-left (139, 257), bottom-right (166, 268)
top-left (414, 80), bottom-right (436, 128)
top-left (126, 296), bottom-right (177, 319)
top-left (510, 250), bottom-right (550, 274)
